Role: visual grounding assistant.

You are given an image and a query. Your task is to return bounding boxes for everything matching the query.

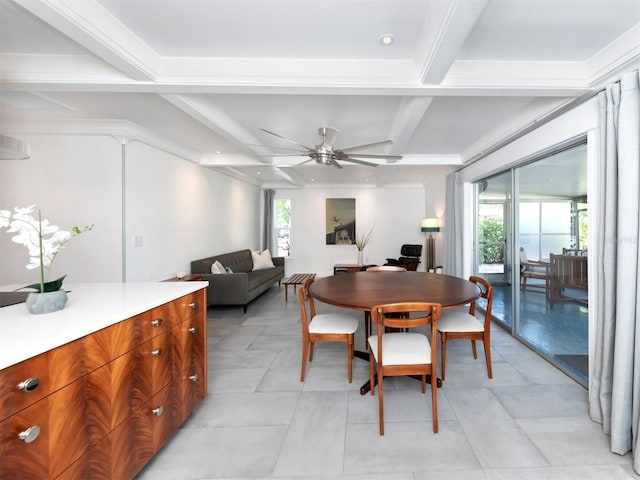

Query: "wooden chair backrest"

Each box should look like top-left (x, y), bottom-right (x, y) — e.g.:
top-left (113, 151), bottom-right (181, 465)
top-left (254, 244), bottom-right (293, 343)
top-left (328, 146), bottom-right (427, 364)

top-left (467, 275), bottom-right (494, 329)
top-left (371, 302), bottom-right (442, 365)
top-left (366, 265), bottom-right (407, 272)
top-left (550, 254), bottom-right (588, 289)
top-left (298, 277), bottom-right (317, 332)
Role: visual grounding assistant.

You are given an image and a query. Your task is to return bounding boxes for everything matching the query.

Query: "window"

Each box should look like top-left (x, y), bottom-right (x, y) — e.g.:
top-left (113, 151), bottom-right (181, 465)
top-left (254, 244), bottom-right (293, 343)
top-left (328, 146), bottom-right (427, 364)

top-left (275, 199), bottom-right (291, 257)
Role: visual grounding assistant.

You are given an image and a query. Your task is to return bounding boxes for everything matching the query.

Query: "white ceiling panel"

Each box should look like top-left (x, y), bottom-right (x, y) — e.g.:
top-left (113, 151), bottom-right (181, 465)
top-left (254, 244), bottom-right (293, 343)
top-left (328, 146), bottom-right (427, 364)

top-left (1, 0), bottom-right (638, 189)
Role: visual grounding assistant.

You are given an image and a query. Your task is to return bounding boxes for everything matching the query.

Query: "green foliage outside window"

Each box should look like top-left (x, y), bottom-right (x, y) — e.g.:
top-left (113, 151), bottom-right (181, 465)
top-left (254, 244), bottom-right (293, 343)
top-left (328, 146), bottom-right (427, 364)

top-left (276, 199), bottom-right (290, 227)
top-left (479, 217), bottom-right (504, 264)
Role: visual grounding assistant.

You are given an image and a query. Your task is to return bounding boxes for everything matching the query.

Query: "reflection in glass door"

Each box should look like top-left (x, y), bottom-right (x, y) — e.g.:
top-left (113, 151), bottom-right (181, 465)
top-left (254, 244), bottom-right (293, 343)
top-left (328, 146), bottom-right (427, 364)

top-left (476, 171), bottom-right (512, 328)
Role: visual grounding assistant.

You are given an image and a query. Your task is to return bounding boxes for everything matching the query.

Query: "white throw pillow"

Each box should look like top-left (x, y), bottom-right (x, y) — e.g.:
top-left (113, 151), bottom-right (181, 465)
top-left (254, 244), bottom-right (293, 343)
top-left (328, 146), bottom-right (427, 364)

top-left (210, 260), bottom-right (227, 274)
top-left (252, 249), bottom-right (275, 271)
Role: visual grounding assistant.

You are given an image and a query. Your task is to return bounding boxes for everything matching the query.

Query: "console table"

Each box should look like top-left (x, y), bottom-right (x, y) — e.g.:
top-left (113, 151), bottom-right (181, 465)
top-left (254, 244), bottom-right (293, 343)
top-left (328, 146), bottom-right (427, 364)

top-left (333, 264), bottom-right (364, 274)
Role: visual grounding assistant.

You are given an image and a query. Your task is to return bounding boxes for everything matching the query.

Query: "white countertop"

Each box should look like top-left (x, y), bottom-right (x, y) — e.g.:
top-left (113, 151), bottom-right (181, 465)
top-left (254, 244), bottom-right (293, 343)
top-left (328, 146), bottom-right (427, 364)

top-left (0, 282), bottom-right (209, 370)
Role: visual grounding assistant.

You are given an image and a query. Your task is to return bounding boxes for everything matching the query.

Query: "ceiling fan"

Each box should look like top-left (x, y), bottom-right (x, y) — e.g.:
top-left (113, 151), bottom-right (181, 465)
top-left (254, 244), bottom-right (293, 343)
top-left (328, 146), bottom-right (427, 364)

top-left (258, 127), bottom-right (402, 168)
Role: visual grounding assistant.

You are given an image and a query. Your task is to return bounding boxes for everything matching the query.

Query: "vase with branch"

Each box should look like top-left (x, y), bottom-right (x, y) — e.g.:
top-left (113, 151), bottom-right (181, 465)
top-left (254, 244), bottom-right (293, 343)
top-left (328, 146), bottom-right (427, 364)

top-left (0, 205), bottom-right (93, 314)
top-left (355, 226), bottom-right (373, 266)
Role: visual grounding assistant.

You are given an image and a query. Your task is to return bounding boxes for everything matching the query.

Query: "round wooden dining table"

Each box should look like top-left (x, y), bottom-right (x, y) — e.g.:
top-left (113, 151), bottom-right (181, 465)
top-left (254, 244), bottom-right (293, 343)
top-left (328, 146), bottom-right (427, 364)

top-left (308, 271), bottom-right (481, 393)
top-left (309, 271), bottom-right (480, 311)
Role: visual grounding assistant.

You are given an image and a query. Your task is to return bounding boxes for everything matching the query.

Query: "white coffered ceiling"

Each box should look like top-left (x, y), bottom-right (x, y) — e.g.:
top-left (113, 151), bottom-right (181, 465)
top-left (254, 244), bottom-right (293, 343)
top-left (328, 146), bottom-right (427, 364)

top-left (1, 0), bottom-right (639, 188)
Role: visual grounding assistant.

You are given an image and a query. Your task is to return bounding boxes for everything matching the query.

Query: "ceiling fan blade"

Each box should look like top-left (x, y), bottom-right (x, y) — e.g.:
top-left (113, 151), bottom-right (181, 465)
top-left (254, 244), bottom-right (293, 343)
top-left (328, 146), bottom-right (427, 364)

top-left (345, 153), bottom-right (403, 160)
top-left (260, 128), bottom-right (315, 152)
top-left (342, 157), bottom-right (378, 167)
top-left (319, 127), bottom-right (339, 148)
top-left (331, 159), bottom-right (343, 169)
top-left (341, 139), bottom-right (393, 153)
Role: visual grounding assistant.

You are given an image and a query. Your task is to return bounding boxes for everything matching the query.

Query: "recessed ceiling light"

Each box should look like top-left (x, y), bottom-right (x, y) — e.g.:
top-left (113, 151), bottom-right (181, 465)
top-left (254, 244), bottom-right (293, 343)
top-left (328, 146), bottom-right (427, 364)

top-left (379, 34), bottom-right (395, 46)
top-left (215, 150), bottom-right (221, 154)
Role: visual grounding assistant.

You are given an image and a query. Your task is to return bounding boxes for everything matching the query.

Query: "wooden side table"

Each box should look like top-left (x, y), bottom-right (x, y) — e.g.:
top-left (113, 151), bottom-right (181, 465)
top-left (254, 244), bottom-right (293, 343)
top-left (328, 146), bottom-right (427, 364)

top-left (282, 273), bottom-right (316, 302)
top-left (161, 274), bottom-right (203, 282)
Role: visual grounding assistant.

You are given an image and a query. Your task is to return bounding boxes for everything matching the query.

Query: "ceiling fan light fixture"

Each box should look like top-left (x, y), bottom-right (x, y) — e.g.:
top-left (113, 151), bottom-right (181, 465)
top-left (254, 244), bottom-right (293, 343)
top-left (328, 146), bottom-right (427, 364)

top-left (379, 34), bottom-right (395, 46)
top-left (316, 152), bottom-right (334, 165)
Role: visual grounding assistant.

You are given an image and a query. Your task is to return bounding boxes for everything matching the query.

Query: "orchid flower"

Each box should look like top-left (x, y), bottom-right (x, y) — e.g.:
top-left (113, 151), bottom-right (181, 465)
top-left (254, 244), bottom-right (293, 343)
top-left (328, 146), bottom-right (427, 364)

top-left (0, 205), bottom-right (93, 292)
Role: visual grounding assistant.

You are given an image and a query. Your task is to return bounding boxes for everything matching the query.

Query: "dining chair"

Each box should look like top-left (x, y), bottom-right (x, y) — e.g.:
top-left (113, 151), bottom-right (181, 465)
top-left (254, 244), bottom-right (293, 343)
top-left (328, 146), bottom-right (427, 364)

top-left (365, 265), bottom-right (407, 272)
top-left (437, 275), bottom-right (494, 380)
top-left (298, 277), bottom-right (360, 383)
top-left (368, 302), bottom-right (442, 435)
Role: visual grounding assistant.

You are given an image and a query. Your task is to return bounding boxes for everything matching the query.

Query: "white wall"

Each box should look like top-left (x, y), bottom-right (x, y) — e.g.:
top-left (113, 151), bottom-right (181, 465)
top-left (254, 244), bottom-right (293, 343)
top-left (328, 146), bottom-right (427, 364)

top-left (124, 141), bottom-right (260, 281)
top-left (275, 186), bottom-right (429, 277)
top-left (0, 135), bottom-right (122, 285)
top-left (0, 135), bottom-right (261, 286)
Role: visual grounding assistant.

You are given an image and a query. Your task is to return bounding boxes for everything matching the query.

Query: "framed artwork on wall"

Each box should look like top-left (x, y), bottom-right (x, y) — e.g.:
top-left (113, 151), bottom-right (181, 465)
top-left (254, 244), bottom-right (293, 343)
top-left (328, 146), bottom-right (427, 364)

top-left (326, 198), bottom-right (356, 245)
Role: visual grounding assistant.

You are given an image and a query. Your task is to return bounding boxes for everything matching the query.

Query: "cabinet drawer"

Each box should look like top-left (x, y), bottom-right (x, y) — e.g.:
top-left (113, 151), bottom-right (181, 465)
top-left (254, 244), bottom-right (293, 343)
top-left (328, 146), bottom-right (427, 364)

top-left (56, 404), bottom-right (149, 480)
top-left (0, 340), bottom-right (84, 422)
top-left (172, 290), bottom-right (205, 323)
top-left (84, 318), bottom-right (137, 373)
top-left (84, 350), bottom-right (135, 448)
top-left (0, 378), bottom-right (88, 480)
top-left (130, 331), bottom-right (172, 413)
top-left (137, 306), bottom-right (171, 344)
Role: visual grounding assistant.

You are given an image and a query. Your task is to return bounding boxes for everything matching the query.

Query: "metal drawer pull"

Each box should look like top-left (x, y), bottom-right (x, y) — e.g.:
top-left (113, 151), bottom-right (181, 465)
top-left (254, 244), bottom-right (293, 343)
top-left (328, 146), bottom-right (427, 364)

top-left (17, 377), bottom-right (40, 393)
top-left (189, 302), bottom-right (198, 309)
top-left (151, 318), bottom-right (163, 327)
top-left (189, 326), bottom-right (197, 334)
top-left (152, 406), bottom-right (164, 416)
top-left (151, 348), bottom-right (163, 357)
top-left (18, 426), bottom-right (41, 443)
top-left (189, 374), bottom-right (198, 382)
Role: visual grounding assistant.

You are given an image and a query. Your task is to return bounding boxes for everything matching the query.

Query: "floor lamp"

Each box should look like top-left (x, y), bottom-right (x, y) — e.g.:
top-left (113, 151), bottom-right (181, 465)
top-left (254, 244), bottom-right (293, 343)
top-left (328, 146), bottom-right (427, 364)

top-left (421, 218), bottom-right (440, 272)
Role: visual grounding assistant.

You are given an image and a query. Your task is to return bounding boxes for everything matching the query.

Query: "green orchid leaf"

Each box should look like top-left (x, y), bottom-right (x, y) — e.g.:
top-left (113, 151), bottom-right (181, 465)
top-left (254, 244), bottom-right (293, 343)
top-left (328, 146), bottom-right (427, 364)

top-left (24, 275), bottom-right (67, 293)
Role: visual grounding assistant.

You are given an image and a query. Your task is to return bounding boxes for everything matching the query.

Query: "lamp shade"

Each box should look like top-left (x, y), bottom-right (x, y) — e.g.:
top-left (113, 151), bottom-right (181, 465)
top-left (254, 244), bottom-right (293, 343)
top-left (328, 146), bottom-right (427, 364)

top-left (420, 218), bottom-right (440, 233)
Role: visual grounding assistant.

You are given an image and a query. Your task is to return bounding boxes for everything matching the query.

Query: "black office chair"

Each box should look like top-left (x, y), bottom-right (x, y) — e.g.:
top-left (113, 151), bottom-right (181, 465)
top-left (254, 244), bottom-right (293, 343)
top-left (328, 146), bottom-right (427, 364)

top-left (385, 244), bottom-right (422, 271)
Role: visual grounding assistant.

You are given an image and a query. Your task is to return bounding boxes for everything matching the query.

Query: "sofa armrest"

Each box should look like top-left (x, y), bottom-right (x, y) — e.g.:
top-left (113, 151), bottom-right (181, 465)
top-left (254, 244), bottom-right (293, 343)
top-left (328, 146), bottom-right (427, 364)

top-left (272, 256), bottom-right (285, 267)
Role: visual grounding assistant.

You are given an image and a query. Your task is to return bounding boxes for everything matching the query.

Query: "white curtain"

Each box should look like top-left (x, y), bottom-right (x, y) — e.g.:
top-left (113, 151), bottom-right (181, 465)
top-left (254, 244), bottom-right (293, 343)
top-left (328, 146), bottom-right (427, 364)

top-left (443, 171), bottom-right (464, 277)
top-left (590, 69), bottom-right (640, 472)
top-left (262, 189), bottom-right (275, 253)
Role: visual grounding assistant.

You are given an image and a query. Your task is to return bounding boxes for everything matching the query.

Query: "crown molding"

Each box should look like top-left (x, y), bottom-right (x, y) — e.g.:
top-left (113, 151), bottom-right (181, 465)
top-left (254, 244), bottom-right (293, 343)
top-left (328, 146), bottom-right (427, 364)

top-left (2, 118), bottom-right (202, 163)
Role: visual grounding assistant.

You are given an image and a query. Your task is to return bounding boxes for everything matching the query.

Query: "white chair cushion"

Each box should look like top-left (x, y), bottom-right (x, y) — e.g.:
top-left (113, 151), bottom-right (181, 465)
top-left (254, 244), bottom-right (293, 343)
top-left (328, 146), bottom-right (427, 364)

top-left (368, 332), bottom-right (431, 365)
top-left (437, 310), bottom-right (484, 333)
top-left (309, 313), bottom-right (359, 334)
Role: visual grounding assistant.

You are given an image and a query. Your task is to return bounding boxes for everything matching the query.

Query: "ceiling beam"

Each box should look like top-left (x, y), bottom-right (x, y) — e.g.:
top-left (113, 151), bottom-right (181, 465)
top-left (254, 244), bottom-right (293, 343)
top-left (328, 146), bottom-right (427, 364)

top-left (388, 97), bottom-right (434, 152)
top-left (12, 0), bottom-right (159, 80)
top-left (415, 0), bottom-right (489, 84)
top-left (161, 94), bottom-right (272, 161)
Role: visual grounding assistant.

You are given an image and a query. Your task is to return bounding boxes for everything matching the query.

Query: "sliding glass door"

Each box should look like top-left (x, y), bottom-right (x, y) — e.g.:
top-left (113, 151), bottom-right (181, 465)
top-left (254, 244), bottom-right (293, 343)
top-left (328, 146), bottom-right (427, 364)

top-left (474, 142), bottom-right (588, 386)
top-left (476, 171), bottom-right (512, 327)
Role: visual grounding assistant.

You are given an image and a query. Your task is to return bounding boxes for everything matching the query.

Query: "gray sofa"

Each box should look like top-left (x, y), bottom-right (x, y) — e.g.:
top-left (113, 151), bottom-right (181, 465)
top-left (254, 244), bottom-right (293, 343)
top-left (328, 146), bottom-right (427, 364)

top-left (190, 249), bottom-right (285, 313)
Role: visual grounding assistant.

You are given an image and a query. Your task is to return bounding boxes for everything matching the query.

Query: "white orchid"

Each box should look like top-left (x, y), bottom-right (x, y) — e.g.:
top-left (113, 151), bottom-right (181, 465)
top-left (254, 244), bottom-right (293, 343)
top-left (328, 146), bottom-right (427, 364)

top-left (0, 205), bottom-right (93, 292)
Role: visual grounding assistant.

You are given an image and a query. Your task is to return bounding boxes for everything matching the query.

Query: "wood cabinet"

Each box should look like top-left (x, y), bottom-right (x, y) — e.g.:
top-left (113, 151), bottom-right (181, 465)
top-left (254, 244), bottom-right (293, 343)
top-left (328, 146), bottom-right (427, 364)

top-left (0, 287), bottom-right (207, 480)
top-left (333, 264), bottom-right (364, 274)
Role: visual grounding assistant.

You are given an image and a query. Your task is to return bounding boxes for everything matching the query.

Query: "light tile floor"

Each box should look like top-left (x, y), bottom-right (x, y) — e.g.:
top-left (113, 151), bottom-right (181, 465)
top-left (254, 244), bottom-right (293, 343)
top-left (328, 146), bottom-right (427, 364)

top-left (136, 286), bottom-right (638, 480)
